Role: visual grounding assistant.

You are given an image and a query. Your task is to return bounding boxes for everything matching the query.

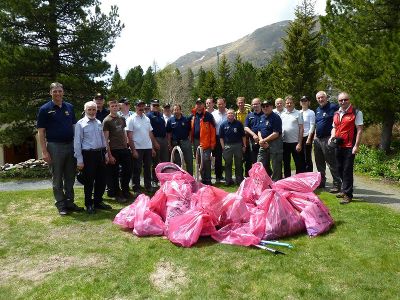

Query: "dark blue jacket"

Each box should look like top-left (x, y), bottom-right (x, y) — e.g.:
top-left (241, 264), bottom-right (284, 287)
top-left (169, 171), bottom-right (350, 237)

top-left (315, 102), bottom-right (339, 138)
top-left (147, 111), bottom-right (166, 138)
top-left (219, 119), bottom-right (245, 144)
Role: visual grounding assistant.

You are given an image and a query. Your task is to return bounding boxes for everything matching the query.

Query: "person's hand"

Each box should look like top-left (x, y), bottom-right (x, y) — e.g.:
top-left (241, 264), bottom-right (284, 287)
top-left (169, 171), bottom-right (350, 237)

top-left (77, 163), bottom-right (84, 170)
top-left (242, 146), bottom-right (246, 153)
top-left (352, 145), bottom-right (359, 155)
top-left (152, 149), bottom-right (156, 157)
top-left (108, 155), bottom-right (116, 165)
top-left (253, 135), bottom-right (259, 143)
top-left (296, 143), bottom-right (302, 152)
top-left (131, 149), bottom-right (138, 159)
top-left (306, 138), bottom-right (312, 145)
top-left (153, 142), bottom-right (160, 150)
top-left (42, 151), bottom-right (51, 163)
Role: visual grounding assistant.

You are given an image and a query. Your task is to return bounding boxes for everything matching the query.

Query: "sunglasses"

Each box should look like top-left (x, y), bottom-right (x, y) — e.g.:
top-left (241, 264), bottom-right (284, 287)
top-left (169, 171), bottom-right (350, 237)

top-left (338, 98), bottom-right (349, 102)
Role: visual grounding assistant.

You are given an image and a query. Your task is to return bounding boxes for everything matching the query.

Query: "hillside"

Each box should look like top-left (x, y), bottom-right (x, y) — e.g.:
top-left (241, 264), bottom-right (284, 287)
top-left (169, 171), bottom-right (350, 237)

top-left (171, 20), bottom-right (290, 73)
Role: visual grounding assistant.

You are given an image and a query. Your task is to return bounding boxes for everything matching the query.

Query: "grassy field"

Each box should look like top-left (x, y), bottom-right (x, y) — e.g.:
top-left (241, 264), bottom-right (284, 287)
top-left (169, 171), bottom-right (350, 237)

top-left (0, 186), bottom-right (399, 299)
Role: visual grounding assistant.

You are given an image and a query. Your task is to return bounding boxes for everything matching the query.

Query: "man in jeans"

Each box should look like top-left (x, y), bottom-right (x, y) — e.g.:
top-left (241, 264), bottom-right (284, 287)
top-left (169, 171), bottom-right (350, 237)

top-left (314, 91), bottom-right (342, 192)
top-left (37, 82), bottom-right (84, 215)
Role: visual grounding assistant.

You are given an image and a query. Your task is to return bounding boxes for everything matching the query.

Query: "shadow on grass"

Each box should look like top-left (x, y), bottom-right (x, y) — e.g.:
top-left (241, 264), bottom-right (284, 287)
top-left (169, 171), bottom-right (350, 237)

top-left (69, 208), bottom-right (119, 222)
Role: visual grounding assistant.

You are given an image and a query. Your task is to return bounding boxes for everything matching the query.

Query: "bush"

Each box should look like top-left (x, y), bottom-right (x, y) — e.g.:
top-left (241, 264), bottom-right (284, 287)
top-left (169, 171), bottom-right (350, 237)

top-left (0, 167), bottom-right (51, 180)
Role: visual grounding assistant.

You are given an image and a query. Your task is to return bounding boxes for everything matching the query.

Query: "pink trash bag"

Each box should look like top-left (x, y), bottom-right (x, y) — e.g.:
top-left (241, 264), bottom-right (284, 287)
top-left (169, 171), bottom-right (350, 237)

top-left (218, 193), bottom-right (250, 226)
top-left (133, 194), bottom-right (165, 236)
top-left (237, 163), bottom-right (273, 203)
top-left (155, 162), bottom-right (195, 185)
top-left (113, 202), bottom-right (137, 229)
top-left (164, 180), bottom-right (193, 224)
top-left (167, 209), bottom-right (214, 247)
top-left (191, 185), bottom-right (228, 222)
top-left (263, 190), bottom-right (306, 240)
top-left (149, 188), bottom-right (167, 221)
top-left (211, 223), bottom-right (261, 246)
top-left (272, 172), bottom-right (321, 192)
top-left (283, 191), bottom-right (334, 237)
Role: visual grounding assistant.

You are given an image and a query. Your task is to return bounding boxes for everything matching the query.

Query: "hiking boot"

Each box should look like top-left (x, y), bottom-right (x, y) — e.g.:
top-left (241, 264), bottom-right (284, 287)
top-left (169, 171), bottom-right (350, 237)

top-left (58, 207), bottom-right (68, 216)
top-left (329, 187), bottom-right (341, 194)
top-left (336, 192), bottom-right (345, 198)
top-left (340, 195), bottom-right (352, 204)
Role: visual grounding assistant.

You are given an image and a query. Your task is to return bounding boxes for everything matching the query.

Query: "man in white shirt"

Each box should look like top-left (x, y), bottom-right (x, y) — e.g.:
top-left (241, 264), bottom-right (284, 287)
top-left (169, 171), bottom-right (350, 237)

top-left (206, 97), bottom-right (215, 113)
top-left (300, 96), bottom-right (316, 172)
top-left (281, 96), bottom-right (304, 177)
top-left (212, 98), bottom-right (228, 183)
top-left (126, 100), bottom-right (159, 193)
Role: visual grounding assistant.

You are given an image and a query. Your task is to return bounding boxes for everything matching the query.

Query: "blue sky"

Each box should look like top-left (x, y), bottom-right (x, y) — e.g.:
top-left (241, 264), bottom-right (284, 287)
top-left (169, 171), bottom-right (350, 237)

top-left (100, 0), bottom-right (326, 75)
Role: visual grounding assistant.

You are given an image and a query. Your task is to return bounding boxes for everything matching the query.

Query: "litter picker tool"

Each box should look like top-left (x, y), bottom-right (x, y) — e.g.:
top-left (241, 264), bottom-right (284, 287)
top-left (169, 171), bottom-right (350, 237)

top-left (254, 244), bottom-right (285, 255)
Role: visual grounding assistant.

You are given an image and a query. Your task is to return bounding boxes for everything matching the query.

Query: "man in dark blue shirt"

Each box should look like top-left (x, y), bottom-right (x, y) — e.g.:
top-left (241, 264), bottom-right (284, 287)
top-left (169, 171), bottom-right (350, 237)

top-left (257, 100), bottom-right (283, 181)
top-left (219, 109), bottom-right (246, 185)
top-left (37, 82), bottom-right (83, 216)
top-left (314, 91), bottom-right (341, 192)
top-left (244, 98), bottom-right (264, 165)
top-left (94, 93), bottom-right (109, 122)
top-left (166, 104), bottom-right (193, 175)
top-left (147, 99), bottom-right (168, 185)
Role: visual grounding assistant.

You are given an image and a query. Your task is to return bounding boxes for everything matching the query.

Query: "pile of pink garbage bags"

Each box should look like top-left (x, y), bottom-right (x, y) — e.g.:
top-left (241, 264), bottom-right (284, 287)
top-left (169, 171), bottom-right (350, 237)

top-left (113, 162), bottom-right (334, 248)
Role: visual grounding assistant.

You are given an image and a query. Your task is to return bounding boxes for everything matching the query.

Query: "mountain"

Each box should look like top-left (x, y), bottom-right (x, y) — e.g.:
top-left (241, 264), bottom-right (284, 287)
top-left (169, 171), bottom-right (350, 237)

top-left (171, 20), bottom-right (290, 73)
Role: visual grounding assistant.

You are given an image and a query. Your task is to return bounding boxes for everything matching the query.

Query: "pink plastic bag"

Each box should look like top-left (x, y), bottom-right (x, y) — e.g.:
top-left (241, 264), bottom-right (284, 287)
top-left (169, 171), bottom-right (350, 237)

top-left (272, 172), bottom-right (321, 192)
top-left (191, 186), bottom-right (228, 222)
top-left (211, 223), bottom-right (261, 246)
top-left (155, 162), bottom-right (195, 185)
top-left (113, 202), bottom-right (137, 229)
top-left (218, 193), bottom-right (250, 226)
top-left (133, 194), bottom-right (165, 236)
top-left (283, 191), bottom-right (334, 236)
top-left (164, 180), bottom-right (193, 224)
top-left (247, 205), bottom-right (267, 239)
top-left (149, 188), bottom-right (167, 221)
top-left (167, 209), bottom-right (213, 247)
top-left (263, 191), bottom-right (306, 240)
top-left (237, 163), bottom-right (272, 203)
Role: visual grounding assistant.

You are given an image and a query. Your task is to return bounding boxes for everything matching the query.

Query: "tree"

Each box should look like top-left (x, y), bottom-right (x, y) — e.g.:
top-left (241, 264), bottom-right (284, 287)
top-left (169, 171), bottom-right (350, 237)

top-left (216, 55), bottom-right (233, 105)
top-left (201, 70), bottom-right (217, 100)
top-left (0, 0), bottom-right (123, 145)
top-left (257, 52), bottom-right (287, 100)
top-left (125, 65), bottom-right (144, 98)
top-left (280, 0), bottom-right (321, 100)
top-left (193, 66), bottom-right (206, 99)
top-left (140, 66), bottom-right (157, 102)
top-left (109, 65), bottom-right (131, 99)
top-left (320, 0), bottom-right (400, 152)
top-left (231, 55), bottom-right (258, 102)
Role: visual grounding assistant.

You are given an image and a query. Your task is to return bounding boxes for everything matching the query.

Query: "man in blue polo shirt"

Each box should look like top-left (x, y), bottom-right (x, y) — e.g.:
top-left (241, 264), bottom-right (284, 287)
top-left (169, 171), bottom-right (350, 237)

top-left (244, 98), bottom-right (264, 165)
top-left (314, 91), bottom-right (341, 192)
top-left (147, 99), bottom-right (167, 186)
top-left (219, 109), bottom-right (246, 186)
top-left (257, 100), bottom-right (283, 181)
top-left (166, 104), bottom-right (193, 175)
top-left (37, 82), bottom-right (83, 216)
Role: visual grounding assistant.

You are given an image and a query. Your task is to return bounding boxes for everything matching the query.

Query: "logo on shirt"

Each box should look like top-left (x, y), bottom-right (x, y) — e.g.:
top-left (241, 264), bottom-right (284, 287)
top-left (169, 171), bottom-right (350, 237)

top-left (65, 111), bottom-right (70, 116)
top-left (233, 128), bottom-right (237, 133)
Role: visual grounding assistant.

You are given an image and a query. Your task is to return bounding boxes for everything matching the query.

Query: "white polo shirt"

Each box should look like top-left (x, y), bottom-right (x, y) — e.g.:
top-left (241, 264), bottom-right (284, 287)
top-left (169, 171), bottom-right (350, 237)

top-left (212, 109), bottom-right (227, 135)
top-left (126, 113), bottom-right (153, 149)
top-left (301, 109), bottom-right (316, 137)
top-left (281, 109), bottom-right (304, 143)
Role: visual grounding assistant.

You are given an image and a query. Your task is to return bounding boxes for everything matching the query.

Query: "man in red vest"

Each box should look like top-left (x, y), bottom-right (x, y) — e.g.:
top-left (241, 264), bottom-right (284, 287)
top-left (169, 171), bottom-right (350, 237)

top-left (330, 92), bottom-right (363, 204)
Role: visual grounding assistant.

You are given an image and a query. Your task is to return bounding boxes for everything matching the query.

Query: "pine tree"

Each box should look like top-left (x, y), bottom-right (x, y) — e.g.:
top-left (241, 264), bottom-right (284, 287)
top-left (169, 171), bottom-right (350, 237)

top-left (140, 66), bottom-right (157, 102)
top-left (125, 65), bottom-right (144, 98)
top-left (193, 66), bottom-right (206, 99)
top-left (320, 0), bottom-right (400, 152)
top-left (231, 55), bottom-right (258, 102)
top-left (201, 70), bottom-right (217, 100)
top-left (216, 55), bottom-right (232, 105)
top-left (0, 0), bottom-right (123, 145)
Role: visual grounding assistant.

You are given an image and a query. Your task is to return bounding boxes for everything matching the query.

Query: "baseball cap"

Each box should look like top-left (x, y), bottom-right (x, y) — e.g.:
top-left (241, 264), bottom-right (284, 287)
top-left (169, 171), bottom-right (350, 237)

top-left (119, 97), bottom-right (130, 105)
top-left (135, 99), bottom-right (145, 106)
top-left (300, 95), bottom-right (310, 102)
top-left (163, 103), bottom-right (171, 108)
top-left (196, 98), bottom-right (203, 104)
top-left (261, 100), bottom-right (273, 107)
top-left (151, 99), bottom-right (160, 105)
top-left (94, 93), bottom-right (104, 100)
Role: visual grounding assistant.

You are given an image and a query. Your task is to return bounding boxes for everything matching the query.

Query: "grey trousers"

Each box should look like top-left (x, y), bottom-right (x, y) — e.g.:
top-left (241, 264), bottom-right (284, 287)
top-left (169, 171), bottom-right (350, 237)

top-left (172, 139), bottom-right (193, 175)
top-left (223, 143), bottom-right (243, 184)
top-left (47, 142), bottom-right (76, 210)
top-left (152, 136), bottom-right (169, 182)
top-left (257, 147), bottom-right (283, 182)
top-left (314, 137), bottom-right (341, 188)
top-left (193, 139), bottom-right (212, 184)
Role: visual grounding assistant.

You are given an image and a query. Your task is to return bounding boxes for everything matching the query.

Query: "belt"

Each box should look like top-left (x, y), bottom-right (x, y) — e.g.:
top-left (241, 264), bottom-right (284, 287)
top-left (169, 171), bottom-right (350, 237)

top-left (82, 148), bottom-right (106, 152)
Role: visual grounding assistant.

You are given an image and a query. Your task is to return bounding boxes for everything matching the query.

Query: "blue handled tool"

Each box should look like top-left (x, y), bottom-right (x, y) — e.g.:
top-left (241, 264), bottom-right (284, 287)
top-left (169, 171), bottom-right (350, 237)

top-left (260, 240), bottom-right (294, 249)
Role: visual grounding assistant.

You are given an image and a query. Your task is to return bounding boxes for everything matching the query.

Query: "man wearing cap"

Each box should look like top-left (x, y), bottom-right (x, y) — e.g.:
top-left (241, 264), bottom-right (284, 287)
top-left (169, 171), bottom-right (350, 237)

top-left (74, 101), bottom-right (111, 214)
top-left (219, 108), bottom-right (246, 186)
top-left (281, 96), bottom-right (304, 177)
top-left (300, 96), bottom-right (315, 172)
top-left (103, 99), bottom-right (134, 202)
top-left (191, 98), bottom-right (216, 185)
top-left (118, 97), bottom-right (134, 119)
top-left (147, 99), bottom-right (168, 186)
top-left (257, 100), bottom-right (283, 181)
top-left (212, 98), bottom-right (228, 183)
top-left (162, 103), bottom-right (172, 125)
top-left (94, 93), bottom-right (109, 122)
top-left (244, 98), bottom-right (263, 166)
top-left (126, 100), bottom-right (159, 193)
top-left (314, 91), bottom-right (341, 192)
top-left (144, 103), bottom-right (151, 114)
top-left (235, 96), bottom-right (251, 177)
top-left (37, 82), bottom-right (84, 216)
top-left (330, 92), bottom-right (363, 204)
top-left (166, 104), bottom-right (193, 175)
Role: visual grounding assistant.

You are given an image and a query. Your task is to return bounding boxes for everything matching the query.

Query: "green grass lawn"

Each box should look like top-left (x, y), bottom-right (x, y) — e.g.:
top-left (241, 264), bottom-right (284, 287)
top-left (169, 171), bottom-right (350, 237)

top-left (0, 187), bottom-right (399, 299)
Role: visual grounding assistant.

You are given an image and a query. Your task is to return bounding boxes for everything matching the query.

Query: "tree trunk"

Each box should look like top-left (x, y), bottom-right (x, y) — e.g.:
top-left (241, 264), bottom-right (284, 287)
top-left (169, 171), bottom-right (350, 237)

top-left (380, 112), bottom-right (395, 154)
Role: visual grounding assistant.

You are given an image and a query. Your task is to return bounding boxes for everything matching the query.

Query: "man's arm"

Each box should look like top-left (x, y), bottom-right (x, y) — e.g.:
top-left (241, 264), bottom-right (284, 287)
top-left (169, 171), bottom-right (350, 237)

top-left (149, 131), bottom-right (160, 150)
top-left (103, 130), bottom-right (115, 164)
top-left (245, 126), bottom-right (259, 143)
top-left (37, 128), bottom-right (51, 163)
top-left (296, 124), bottom-right (303, 152)
top-left (73, 123), bottom-right (84, 169)
top-left (127, 131), bottom-right (138, 159)
top-left (353, 125), bottom-right (363, 154)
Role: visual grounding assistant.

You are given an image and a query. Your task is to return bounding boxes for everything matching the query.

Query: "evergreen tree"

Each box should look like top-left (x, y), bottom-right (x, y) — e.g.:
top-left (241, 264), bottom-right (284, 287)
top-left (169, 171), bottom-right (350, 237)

top-left (0, 0), bottom-right (123, 145)
top-left (281, 0), bottom-right (321, 101)
top-left (257, 52), bottom-right (287, 100)
top-left (109, 65), bottom-right (131, 100)
top-left (320, 0), bottom-right (400, 152)
top-left (193, 66), bottom-right (206, 99)
top-left (231, 55), bottom-right (258, 102)
top-left (201, 70), bottom-right (217, 100)
top-left (140, 66), bottom-right (157, 102)
top-left (125, 65), bottom-right (144, 98)
top-left (216, 55), bottom-right (233, 105)
top-left (185, 68), bottom-right (195, 99)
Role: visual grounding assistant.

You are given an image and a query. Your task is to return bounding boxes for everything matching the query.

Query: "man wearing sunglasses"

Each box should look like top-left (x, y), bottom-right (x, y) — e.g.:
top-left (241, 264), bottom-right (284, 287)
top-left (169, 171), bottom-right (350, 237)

top-left (329, 92), bottom-right (363, 204)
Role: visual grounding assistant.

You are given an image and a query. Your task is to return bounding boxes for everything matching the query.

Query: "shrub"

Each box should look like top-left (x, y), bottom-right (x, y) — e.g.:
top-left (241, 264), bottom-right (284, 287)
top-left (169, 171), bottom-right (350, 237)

top-left (0, 167), bottom-right (51, 179)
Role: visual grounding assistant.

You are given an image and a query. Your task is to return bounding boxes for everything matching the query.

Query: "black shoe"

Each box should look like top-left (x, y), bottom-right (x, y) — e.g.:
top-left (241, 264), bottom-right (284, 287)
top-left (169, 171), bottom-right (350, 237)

top-left (94, 202), bottom-right (112, 210)
top-left (66, 203), bottom-right (84, 212)
top-left (107, 191), bottom-right (116, 198)
top-left (329, 187), bottom-right (341, 194)
top-left (225, 180), bottom-right (234, 187)
top-left (132, 185), bottom-right (141, 193)
top-left (86, 205), bottom-right (96, 214)
top-left (145, 186), bottom-right (155, 194)
top-left (215, 177), bottom-right (224, 183)
top-left (58, 207), bottom-right (68, 216)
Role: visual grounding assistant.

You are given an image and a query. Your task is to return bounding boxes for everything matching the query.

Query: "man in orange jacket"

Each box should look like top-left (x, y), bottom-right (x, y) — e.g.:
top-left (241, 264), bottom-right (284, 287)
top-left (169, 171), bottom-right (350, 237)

top-left (191, 98), bottom-right (216, 185)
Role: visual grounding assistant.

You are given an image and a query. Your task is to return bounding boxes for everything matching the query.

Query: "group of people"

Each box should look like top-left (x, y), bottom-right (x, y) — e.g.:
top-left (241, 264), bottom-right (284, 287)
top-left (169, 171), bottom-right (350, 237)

top-left (37, 82), bottom-right (363, 216)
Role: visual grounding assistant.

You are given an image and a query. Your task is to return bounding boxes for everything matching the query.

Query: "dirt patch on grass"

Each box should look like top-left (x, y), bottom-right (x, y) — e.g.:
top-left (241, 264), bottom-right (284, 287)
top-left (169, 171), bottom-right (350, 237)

top-left (0, 254), bottom-right (106, 284)
top-left (150, 259), bottom-right (188, 294)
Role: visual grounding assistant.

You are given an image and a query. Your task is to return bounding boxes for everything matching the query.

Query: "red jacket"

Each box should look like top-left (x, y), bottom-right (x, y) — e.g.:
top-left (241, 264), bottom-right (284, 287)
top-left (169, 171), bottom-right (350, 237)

top-left (190, 108), bottom-right (216, 150)
top-left (333, 105), bottom-right (357, 148)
